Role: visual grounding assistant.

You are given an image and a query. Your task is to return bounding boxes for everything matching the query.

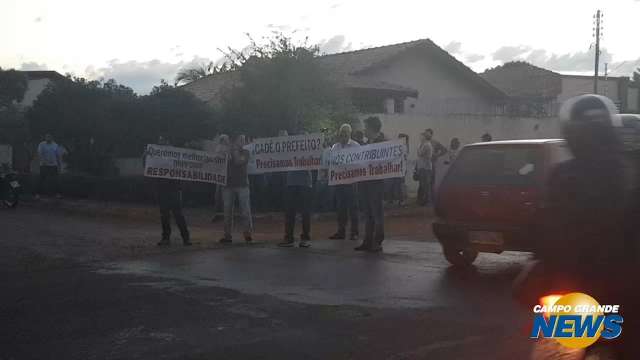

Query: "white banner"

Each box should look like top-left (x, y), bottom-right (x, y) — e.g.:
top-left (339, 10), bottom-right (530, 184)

top-left (245, 133), bottom-right (324, 174)
top-left (328, 140), bottom-right (406, 185)
top-left (144, 144), bottom-right (227, 185)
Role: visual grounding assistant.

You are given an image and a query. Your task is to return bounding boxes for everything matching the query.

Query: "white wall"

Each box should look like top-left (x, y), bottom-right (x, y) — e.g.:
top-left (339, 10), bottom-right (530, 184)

top-left (17, 78), bottom-right (51, 108)
top-left (558, 77), bottom-right (621, 104)
top-left (628, 87), bottom-right (639, 113)
top-left (361, 50), bottom-right (495, 115)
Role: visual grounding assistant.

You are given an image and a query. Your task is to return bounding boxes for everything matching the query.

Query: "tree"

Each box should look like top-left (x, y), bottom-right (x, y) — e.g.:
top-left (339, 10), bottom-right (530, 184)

top-left (0, 68), bottom-right (28, 108)
top-left (0, 68), bottom-right (29, 145)
top-left (217, 34), bottom-right (356, 137)
top-left (174, 62), bottom-right (231, 85)
top-left (632, 68), bottom-right (640, 86)
top-left (27, 77), bottom-right (217, 174)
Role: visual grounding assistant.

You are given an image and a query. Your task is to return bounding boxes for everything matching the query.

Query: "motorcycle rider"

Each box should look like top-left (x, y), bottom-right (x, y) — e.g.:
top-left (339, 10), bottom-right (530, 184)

top-left (520, 94), bottom-right (639, 358)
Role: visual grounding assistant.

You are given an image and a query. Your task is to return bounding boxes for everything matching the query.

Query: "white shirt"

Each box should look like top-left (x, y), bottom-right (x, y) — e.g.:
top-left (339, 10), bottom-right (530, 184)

top-left (331, 139), bottom-right (360, 151)
top-left (37, 141), bottom-right (61, 167)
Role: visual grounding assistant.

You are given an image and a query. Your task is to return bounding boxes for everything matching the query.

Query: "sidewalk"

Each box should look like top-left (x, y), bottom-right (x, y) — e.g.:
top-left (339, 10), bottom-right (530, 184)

top-left (21, 196), bottom-right (437, 243)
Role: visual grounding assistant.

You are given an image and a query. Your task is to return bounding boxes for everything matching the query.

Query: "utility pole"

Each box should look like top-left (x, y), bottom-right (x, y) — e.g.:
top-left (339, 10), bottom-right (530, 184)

top-left (593, 9), bottom-right (603, 94)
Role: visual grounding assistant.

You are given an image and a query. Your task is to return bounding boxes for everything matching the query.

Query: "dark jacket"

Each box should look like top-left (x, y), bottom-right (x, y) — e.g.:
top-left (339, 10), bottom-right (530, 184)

top-left (226, 148), bottom-right (250, 187)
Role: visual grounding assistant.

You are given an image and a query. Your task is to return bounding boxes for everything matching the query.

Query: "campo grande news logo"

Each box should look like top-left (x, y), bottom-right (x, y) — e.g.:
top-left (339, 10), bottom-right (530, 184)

top-left (530, 292), bottom-right (623, 349)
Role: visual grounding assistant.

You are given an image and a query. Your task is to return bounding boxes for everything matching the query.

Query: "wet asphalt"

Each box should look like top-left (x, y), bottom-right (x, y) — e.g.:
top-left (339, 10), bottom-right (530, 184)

top-left (0, 208), bottom-right (580, 359)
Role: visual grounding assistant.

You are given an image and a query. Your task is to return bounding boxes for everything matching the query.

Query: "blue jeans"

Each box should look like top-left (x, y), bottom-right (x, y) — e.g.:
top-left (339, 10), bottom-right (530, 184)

top-left (222, 186), bottom-right (253, 239)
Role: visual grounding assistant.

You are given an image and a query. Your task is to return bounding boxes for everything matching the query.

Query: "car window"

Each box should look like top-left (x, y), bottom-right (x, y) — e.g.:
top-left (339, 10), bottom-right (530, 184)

top-left (444, 146), bottom-right (542, 186)
top-left (550, 144), bottom-right (573, 164)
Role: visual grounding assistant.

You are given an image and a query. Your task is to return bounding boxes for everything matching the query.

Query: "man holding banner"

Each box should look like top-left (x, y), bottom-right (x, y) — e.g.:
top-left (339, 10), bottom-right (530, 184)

top-left (144, 135), bottom-right (228, 247)
top-left (219, 134), bottom-right (253, 244)
top-left (327, 117), bottom-right (405, 253)
top-left (144, 136), bottom-right (191, 247)
top-left (329, 124), bottom-right (360, 241)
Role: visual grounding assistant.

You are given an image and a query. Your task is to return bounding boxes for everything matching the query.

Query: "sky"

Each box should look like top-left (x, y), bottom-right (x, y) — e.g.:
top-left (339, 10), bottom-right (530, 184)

top-left (2, 0), bottom-right (639, 94)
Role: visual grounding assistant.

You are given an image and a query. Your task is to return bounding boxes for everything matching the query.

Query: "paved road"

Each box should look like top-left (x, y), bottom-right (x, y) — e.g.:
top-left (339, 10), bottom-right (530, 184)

top-left (0, 208), bottom-right (580, 359)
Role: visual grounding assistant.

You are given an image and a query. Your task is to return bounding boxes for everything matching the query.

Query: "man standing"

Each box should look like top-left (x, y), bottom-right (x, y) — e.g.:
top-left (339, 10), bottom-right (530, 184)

top-left (219, 134), bottom-right (253, 244)
top-left (416, 132), bottom-right (433, 206)
top-left (424, 129), bottom-right (447, 204)
top-left (355, 117), bottom-right (387, 253)
top-left (146, 136), bottom-right (191, 247)
top-left (279, 134), bottom-right (314, 248)
top-left (36, 134), bottom-right (62, 198)
top-left (329, 124), bottom-right (360, 240)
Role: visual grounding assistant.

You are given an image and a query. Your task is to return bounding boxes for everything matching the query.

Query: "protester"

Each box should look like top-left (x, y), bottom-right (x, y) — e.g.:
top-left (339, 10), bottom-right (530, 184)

top-left (352, 130), bottom-right (365, 145)
top-left (481, 132), bottom-right (493, 142)
top-left (435, 137), bottom-right (461, 191)
top-left (329, 124), bottom-right (360, 240)
top-left (424, 129), bottom-right (447, 204)
top-left (145, 136), bottom-right (191, 247)
top-left (416, 132), bottom-right (433, 206)
top-left (314, 135), bottom-right (335, 213)
top-left (219, 134), bottom-right (253, 244)
top-left (279, 138), bottom-right (314, 248)
top-left (354, 116), bottom-right (387, 252)
top-left (211, 134), bottom-right (230, 223)
top-left (35, 134), bottom-right (63, 199)
top-left (387, 133), bottom-right (409, 207)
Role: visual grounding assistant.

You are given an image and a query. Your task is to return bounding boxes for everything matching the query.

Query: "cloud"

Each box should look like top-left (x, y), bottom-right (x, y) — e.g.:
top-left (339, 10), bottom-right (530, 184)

top-left (20, 62), bottom-right (48, 71)
top-left (490, 44), bottom-right (640, 77)
top-left (319, 35), bottom-right (352, 54)
top-left (444, 41), bottom-right (462, 54)
top-left (492, 45), bottom-right (531, 62)
top-left (85, 57), bottom-right (215, 94)
top-left (465, 54), bottom-right (485, 63)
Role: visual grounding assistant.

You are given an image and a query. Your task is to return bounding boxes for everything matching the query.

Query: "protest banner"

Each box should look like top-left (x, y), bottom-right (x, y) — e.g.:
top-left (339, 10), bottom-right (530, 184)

top-left (245, 133), bottom-right (324, 174)
top-left (144, 144), bottom-right (227, 185)
top-left (327, 140), bottom-right (406, 185)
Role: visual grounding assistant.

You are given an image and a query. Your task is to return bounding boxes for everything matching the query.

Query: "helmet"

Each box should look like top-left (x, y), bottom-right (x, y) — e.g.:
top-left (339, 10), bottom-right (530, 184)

top-left (559, 94), bottom-right (621, 158)
top-left (559, 94), bottom-right (621, 127)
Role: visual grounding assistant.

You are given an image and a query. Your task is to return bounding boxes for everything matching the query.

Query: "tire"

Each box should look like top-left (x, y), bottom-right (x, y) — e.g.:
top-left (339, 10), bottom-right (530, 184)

top-left (443, 245), bottom-right (478, 266)
top-left (2, 187), bottom-right (19, 209)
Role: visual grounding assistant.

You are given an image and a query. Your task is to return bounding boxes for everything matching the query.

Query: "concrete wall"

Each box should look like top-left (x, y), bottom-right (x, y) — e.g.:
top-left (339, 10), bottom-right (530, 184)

top-left (114, 157), bottom-right (144, 176)
top-left (361, 50), bottom-right (495, 115)
top-left (628, 87), bottom-right (639, 113)
top-left (558, 77), bottom-right (621, 104)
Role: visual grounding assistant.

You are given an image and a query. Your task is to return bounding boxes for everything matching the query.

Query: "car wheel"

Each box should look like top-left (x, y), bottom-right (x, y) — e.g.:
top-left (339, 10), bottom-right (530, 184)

top-left (443, 245), bottom-right (478, 266)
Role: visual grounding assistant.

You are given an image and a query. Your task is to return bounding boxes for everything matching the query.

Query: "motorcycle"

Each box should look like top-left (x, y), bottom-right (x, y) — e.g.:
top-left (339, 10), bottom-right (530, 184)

top-left (0, 164), bottom-right (20, 208)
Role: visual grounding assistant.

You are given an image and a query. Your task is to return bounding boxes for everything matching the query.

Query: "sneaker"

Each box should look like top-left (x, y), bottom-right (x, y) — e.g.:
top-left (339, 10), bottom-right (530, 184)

top-left (328, 233), bottom-right (345, 240)
top-left (299, 240), bottom-right (311, 248)
top-left (157, 239), bottom-right (170, 247)
top-left (367, 245), bottom-right (383, 253)
top-left (278, 239), bottom-right (295, 247)
top-left (354, 244), bottom-right (370, 251)
top-left (244, 235), bottom-right (253, 243)
top-left (219, 237), bottom-right (232, 244)
top-left (350, 234), bottom-right (359, 241)
top-left (183, 239), bottom-right (192, 246)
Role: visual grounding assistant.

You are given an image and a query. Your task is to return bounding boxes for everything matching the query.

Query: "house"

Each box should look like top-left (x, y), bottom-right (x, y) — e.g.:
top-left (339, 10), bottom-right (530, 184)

top-left (182, 39), bottom-right (508, 117)
top-left (15, 70), bottom-right (67, 109)
top-left (481, 61), bottom-right (637, 114)
top-left (182, 40), bottom-right (566, 193)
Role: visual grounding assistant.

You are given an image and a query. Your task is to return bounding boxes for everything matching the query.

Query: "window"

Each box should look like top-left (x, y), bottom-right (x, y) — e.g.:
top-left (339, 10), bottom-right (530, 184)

top-left (394, 98), bottom-right (405, 114)
top-left (445, 146), bottom-right (543, 186)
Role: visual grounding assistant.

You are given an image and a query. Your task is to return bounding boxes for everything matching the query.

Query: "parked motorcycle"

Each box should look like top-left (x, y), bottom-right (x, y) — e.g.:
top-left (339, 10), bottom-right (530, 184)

top-left (0, 164), bottom-right (20, 208)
